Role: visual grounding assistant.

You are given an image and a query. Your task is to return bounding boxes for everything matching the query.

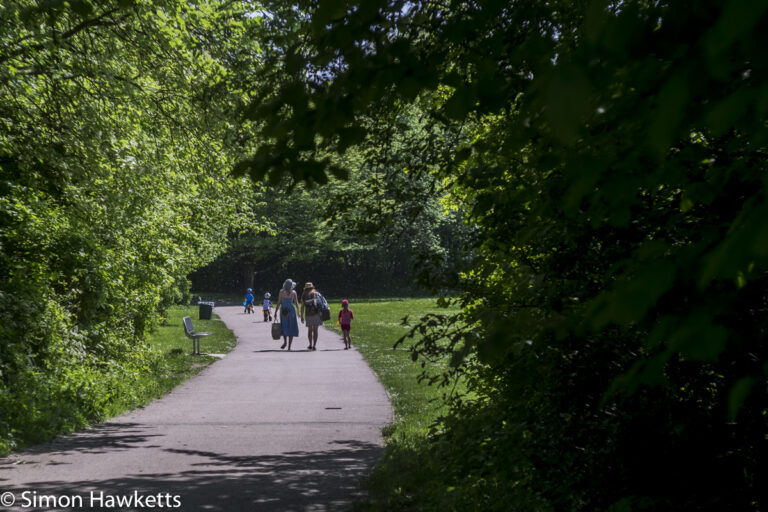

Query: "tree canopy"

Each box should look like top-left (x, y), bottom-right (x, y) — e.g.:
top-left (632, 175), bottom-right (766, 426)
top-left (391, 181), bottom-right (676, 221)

top-left (191, 105), bottom-right (473, 297)
top-left (3, 0), bottom-right (768, 509)
top-left (0, 0), bottom-right (261, 451)
top-left (235, 0), bottom-right (768, 509)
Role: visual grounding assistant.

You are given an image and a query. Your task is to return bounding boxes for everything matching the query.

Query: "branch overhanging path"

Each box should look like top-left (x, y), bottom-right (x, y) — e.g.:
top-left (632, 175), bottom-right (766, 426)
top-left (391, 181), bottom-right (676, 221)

top-left (0, 306), bottom-right (392, 511)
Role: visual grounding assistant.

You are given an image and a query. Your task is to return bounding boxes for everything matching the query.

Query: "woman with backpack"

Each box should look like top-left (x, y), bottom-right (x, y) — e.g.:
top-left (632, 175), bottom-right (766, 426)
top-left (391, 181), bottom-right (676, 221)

top-left (300, 282), bottom-right (325, 351)
top-left (275, 279), bottom-right (300, 350)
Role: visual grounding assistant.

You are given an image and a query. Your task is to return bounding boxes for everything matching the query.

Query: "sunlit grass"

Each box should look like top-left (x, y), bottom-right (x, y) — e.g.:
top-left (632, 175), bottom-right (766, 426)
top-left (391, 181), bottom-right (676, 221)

top-left (324, 298), bottom-right (465, 510)
top-left (325, 298), bottom-right (461, 445)
top-left (105, 305), bottom-right (237, 416)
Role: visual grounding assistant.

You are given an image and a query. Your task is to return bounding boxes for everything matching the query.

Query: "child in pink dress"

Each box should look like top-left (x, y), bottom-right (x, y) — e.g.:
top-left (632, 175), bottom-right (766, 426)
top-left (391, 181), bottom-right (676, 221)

top-left (338, 299), bottom-right (354, 350)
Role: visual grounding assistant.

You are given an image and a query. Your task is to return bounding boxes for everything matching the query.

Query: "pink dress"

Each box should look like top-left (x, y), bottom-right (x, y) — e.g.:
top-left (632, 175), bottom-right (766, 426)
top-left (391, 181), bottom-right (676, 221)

top-left (338, 309), bottom-right (354, 330)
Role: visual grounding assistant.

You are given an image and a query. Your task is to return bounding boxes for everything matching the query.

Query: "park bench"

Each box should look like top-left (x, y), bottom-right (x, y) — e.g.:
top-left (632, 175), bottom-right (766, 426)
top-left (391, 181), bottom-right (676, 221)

top-left (183, 316), bottom-right (212, 355)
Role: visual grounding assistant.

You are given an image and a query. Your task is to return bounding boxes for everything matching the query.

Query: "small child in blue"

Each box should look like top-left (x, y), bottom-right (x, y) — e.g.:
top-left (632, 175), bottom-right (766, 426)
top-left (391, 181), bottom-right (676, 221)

top-left (262, 292), bottom-right (272, 322)
top-left (244, 288), bottom-right (254, 314)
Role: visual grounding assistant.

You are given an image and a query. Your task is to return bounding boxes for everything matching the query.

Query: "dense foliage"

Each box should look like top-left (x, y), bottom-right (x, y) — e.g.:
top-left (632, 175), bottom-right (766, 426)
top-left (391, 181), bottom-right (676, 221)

top-left (240, 0), bottom-right (768, 510)
top-left (4, 0), bottom-right (768, 508)
top-left (193, 107), bottom-right (474, 297)
top-left (0, 0), bottom-right (259, 452)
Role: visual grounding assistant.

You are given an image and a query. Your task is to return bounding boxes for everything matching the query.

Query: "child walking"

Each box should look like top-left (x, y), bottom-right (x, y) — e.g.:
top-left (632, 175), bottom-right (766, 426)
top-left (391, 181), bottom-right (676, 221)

top-left (338, 299), bottom-right (354, 349)
top-left (262, 292), bottom-right (272, 322)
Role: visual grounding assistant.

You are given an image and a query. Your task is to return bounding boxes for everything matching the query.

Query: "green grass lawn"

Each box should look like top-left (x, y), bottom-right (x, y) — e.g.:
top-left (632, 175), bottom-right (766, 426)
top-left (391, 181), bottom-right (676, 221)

top-left (324, 298), bottom-right (463, 509)
top-left (106, 305), bottom-right (237, 416)
top-left (325, 298), bottom-right (461, 444)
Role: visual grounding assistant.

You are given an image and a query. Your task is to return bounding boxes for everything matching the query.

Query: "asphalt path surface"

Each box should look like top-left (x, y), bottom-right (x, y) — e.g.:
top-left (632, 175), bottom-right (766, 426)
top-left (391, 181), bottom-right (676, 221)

top-left (0, 306), bottom-right (392, 512)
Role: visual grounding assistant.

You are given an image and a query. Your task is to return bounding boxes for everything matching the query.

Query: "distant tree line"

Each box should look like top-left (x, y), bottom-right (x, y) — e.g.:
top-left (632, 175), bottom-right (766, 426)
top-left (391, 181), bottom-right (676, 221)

top-left (191, 119), bottom-right (474, 298)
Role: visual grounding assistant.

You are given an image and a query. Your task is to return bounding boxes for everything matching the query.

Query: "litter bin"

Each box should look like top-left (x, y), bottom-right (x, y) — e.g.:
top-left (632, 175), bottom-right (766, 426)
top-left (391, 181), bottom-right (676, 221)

top-left (199, 301), bottom-right (214, 320)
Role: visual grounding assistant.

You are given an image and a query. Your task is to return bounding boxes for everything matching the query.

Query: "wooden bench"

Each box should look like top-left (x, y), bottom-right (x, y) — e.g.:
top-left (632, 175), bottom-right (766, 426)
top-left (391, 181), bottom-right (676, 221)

top-left (183, 316), bottom-right (212, 355)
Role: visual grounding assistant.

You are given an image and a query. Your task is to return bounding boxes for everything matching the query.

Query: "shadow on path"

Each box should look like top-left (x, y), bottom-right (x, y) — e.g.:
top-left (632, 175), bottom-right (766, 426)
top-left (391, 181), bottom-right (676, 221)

top-left (0, 423), bottom-right (160, 460)
top-left (3, 437), bottom-right (380, 512)
top-left (0, 306), bottom-right (392, 511)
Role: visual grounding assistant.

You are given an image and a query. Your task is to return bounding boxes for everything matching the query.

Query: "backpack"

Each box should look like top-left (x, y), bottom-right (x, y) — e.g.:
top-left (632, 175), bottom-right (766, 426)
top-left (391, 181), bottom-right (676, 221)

top-left (304, 296), bottom-right (320, 315)
top-left (317, 292), bottom-right (331, 321)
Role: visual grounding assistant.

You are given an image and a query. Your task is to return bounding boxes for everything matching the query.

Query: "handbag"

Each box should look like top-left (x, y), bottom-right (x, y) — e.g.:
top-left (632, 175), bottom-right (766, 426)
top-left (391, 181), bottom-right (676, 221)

top-left (271, 318), bottom-right (282, 340)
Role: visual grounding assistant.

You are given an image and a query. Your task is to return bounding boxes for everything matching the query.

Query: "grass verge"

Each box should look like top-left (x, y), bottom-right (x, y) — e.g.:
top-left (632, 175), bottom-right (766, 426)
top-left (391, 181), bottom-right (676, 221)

top-left (2, 305), bottom-right (236, 455)
top-left (104, 305), bottom-right (238, 416)
top-left (324, 298), bottom-right (461, 509)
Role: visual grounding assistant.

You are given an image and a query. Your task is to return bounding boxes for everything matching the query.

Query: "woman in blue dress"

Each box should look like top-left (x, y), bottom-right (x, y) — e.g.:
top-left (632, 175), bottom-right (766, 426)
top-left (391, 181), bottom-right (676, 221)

top-left (275, 279), bottom-right (300, 350)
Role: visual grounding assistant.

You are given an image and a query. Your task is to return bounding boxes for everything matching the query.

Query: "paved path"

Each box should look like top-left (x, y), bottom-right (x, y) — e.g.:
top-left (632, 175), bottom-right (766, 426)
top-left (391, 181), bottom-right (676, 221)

top-left (0, 306), bottom-right (392, 511)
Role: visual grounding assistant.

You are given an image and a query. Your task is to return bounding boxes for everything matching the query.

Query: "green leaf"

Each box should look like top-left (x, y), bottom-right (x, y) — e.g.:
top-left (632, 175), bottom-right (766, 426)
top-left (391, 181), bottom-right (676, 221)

top-left (337, 126), bottom-right (367, 152)
top-left (545, 65), bottom-right (593, 144)
top-left (69, 0), bottom-right (94, 17)
top-left (704, 89), bottom-right (755, 136)
top-left (648, 72), bottom-right (689, 158)
top-left (669, 314), bottom-right (728, 361)
top-left (704, 0), bottom-right (768, 58)
top-left (728, 376), bottom-right (757, 421)
top-left (443, 86), bottom-right (476, 121)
